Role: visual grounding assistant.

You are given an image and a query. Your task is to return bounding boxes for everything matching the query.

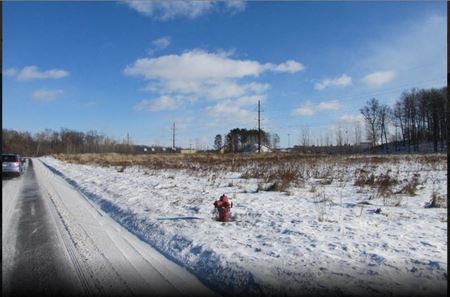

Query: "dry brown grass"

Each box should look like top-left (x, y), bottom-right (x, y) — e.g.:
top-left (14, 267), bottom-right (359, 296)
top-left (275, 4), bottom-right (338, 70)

top-left (54, 152), bottom-right (447, 170)
top-left (395, 174), bottom-right (420, 196)
top-left (374, 171), bottom-right (398, 197)
top-left (429, 192), bottom-right (447, 208)
top-left (54, 152), bottom-right (329, 172)
top-left (354, 169), bottom-right (375, 187)
top-left (53, 153), bottom-right (446, 194)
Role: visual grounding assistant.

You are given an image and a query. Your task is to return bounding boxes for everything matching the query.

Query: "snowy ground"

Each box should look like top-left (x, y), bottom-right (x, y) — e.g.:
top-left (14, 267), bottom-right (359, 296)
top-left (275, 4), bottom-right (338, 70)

top-left (3, 159), bottom-right (216, 297)
top-left (39, 155), bottom-right (447, 297)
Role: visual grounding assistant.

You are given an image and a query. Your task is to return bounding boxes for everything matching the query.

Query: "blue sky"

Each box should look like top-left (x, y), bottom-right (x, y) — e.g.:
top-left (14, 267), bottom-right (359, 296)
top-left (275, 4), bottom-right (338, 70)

top-left (3, 1), bottom-right (447, 148)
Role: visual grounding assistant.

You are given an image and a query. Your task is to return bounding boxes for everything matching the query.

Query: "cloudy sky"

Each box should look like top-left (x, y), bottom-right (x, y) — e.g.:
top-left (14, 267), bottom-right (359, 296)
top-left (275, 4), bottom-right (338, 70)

top-left (2, 1), bottom-right (447, 148)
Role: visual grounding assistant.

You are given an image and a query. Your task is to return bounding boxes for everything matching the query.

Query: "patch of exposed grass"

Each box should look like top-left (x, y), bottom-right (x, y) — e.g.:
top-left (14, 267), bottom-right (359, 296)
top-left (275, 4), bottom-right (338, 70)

top-left (313, 190), bottom-right (332, 222)
top-left (395, 174), bottom-right (420, 196)
top-left (354, 169), bottom-right (375, 187)
top-left (374, 171), bottom-right (398, 198)
top-left (429, 192), bottom-right (447, 208)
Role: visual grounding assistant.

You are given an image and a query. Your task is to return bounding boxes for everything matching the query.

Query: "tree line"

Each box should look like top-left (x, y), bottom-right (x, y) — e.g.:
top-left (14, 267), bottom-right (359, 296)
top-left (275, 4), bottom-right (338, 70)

top-left (3, 86), bottom-right (446, 156)
top-left (360, 86), bottom-right (447, 153)
top-left (214, 128), bottom-right (280, 152)
top-left (2, 128), bottom-right (135, 156)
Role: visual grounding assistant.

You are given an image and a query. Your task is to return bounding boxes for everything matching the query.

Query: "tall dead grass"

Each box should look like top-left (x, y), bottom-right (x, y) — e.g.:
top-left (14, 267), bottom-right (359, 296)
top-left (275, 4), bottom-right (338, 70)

top-left (53, 153), bottom-right (446, 194)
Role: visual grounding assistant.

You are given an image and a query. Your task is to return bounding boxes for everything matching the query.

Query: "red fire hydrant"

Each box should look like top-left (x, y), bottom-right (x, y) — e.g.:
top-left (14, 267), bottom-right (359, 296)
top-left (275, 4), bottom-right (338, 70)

top-left (214, 194), bottom-right (233, 222)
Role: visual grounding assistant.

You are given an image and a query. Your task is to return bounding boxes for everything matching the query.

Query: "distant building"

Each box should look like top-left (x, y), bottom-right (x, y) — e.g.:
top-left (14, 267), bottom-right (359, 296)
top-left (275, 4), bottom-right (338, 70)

top-left (180, 149), bottom-right (197, 154)
top-left (240, 144), bottom-right (272, 153)
top-left (357, 142), bottom-right (371, 150)
top-left (132, 145), bottom-right (179, 154)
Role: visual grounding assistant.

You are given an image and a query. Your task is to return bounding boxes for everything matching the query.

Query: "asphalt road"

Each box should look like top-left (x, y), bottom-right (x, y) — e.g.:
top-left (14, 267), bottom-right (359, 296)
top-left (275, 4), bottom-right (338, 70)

top-left (3, 159), bottom-right (83, 297)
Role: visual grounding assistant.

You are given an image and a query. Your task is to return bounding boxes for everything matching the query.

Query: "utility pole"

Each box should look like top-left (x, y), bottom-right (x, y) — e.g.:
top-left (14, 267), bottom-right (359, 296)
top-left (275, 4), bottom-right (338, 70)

top-left (172, 122), bottom-right (175, 150)
top-left (127, 132), bottom-right (130, 153)
top-left (258, 100), bottom-right (261, 153)
top-left (288, 133), bottom-right (291, 149)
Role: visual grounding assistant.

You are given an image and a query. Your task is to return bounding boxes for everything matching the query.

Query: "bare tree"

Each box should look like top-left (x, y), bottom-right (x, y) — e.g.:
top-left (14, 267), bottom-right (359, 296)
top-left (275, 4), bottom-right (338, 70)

top-left (378, 104), bottom-right (391, 151)
top-left (335, 125), bottom-right (343, 148)
top-left (392, 101), bottom-right (406, 148)
top-left (301, 126), bottom-right (310, 148)
top-left (354, 121), bottom-right (362, 145)
top-left (324, 132), bottom-right (331, 147)
top-left (214, 134), bottom-right (222, 151)
top-left (360, 98), bottom-right (381, 151)
top-left (271, 133), bottom-right (280, 149)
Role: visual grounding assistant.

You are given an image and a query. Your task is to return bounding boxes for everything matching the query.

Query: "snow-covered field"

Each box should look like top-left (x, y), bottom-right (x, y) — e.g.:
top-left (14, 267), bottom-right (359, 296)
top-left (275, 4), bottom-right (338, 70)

top-left (39, 155), bottom-right (447, 297)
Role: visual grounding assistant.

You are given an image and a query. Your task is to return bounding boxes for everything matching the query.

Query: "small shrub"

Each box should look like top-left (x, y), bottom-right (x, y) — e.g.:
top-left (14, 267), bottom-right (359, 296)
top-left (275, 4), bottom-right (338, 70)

top-left (375, 172), bottom-right (398, 198)
top-left (354, 169), bottom-right (375, 187)
top-left (396, 174), bottom-right (420, 196)
top-left (428, 192), bottom-right (447, 208)
top-left (254, 163), bottom-right (300, 192)
top-left (272, 166), bottom-right (300, 192)
top-left (313, 190), bottom-right (331, 222)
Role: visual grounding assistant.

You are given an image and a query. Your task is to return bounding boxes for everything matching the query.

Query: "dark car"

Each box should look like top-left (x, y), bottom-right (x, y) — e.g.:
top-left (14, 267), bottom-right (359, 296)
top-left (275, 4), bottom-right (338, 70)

top-left (2, 153), bottom-right (25, 177)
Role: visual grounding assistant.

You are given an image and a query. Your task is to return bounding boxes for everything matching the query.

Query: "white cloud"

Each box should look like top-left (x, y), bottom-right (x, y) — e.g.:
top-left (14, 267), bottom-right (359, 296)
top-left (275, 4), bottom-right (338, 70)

top-left (244, 82), bottom-right (270, 93)
top-left (6, 66), bottom-right (69, 81)
top-left (361, 71), bottom-right (395, 87)
top-left (206, 100), bottom-right (254, 125)
top-left (317, 100), bottom-right (340, 110)
top-left (3, 68), bottom-right (18, 77)
top-left (224, 0), bottom-right (246, 12)
top-left (292, 102), bottom-right (316, 116)
top-left (314, 74), bottom-right (352, 91)
top-left (32, 89), bottom-right (63, 101)
top-left (121, 0), bottom-right (245, 20)
top-left (200, 94), bottom-right (266, 126)
top-left (125, 50), bottom-right (302, 82)
top-left (121, 0), bottom-right (154, 15)
top-left (340, 114), bottom-right (364, 123)
top-left (134, 95), bottom-right (182, 112)
top-left (148, 36), bottom-right (171, 55)
top-left (235, 94), bottom-right (267, 107)
top-left (126, 49), bottom-right (303, 114)
top-left (292, 100), bottom-right (340, 116)
top-left (267, 60), bottom-right (305, 73)
top-left (126, 50), bottom-right (269, 81)
top-left (153, 36), bottom-right (170, 49)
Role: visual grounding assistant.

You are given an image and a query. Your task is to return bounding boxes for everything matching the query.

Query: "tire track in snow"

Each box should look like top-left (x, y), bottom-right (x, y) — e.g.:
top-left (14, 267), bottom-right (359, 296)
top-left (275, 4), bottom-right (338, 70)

top-left (34, 158), bottom-right (218, 297)
top-left (4, 159), bottom-right (83, 297)
top-left (45, 188), bottom-right (109, 297)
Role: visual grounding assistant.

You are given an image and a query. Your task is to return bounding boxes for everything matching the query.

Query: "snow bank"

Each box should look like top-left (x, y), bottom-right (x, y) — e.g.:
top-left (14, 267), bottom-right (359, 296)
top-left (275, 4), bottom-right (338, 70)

top-left (38, 156), bottom-right (447, 297)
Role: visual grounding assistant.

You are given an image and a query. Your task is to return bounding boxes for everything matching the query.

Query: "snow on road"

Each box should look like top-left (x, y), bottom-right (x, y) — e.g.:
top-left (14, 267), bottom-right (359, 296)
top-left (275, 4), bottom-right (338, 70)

top-left (2, 175), bottom-right (25, 295)
top-left (38, 155), bottom-right (447, 297)
top-left (2, 159), bottom-right (217, 297)
top-left (2, 176), bottom-right (24, 238)
top-left (4, 159), bottom-right (84, 297)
